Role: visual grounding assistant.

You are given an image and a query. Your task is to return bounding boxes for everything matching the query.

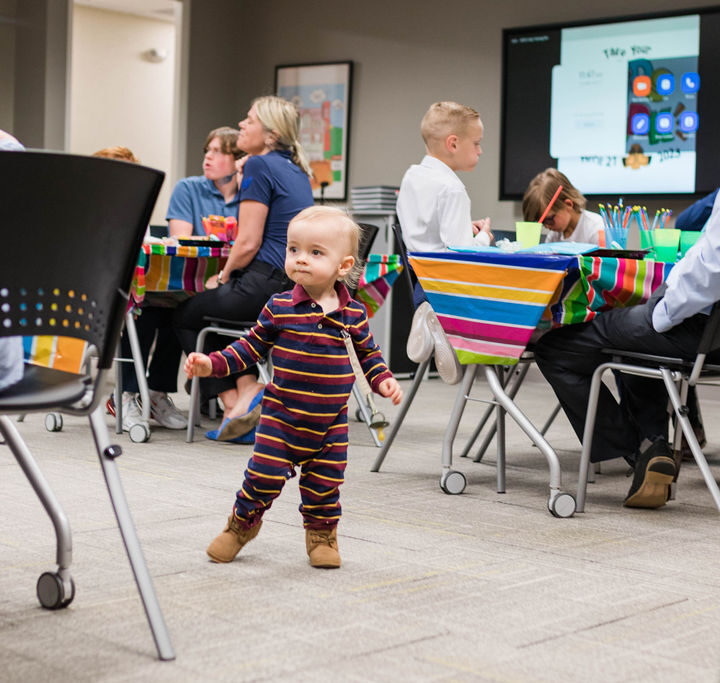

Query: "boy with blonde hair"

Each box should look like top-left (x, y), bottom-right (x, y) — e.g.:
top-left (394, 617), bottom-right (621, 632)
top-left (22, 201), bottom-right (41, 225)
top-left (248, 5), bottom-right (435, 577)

top-left (186, 206), bottom-right (402, 568)
top-left (397, 101), bottom-right (493, 254)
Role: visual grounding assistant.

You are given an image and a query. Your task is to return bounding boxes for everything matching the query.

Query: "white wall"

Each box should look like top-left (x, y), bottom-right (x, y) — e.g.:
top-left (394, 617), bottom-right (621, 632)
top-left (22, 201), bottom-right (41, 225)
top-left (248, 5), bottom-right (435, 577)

top-left (70, 5), bottom-right (175, 223)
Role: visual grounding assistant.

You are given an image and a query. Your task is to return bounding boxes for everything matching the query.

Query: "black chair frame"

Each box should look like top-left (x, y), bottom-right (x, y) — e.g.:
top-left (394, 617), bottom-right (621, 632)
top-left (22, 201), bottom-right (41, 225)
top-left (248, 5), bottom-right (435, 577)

top-left (0, 151), bottom-right (174, 660)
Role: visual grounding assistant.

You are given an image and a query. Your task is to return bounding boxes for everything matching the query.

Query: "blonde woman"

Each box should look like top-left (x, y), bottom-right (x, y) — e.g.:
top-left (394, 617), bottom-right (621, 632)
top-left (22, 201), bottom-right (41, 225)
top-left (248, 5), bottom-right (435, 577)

top-left (174, 96), bottom-right (314, 441)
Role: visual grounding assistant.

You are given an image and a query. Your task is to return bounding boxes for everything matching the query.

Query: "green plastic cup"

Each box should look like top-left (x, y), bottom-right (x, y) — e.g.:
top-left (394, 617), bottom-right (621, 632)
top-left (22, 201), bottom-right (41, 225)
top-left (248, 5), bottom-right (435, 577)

top-left (516, 221), bottom-right (542, 248)
top-left (652, 228), bottom-right (680, 263)
top-left (679, 230), bottom-right (701, 257)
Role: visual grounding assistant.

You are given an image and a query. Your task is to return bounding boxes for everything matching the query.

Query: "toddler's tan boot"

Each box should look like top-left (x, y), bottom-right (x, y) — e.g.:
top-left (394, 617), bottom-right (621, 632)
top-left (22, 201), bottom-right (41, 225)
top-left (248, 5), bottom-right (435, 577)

top-left (306, 527), bottom-right (341, 568)
top-left (206, 515), bottom-right (262, 563)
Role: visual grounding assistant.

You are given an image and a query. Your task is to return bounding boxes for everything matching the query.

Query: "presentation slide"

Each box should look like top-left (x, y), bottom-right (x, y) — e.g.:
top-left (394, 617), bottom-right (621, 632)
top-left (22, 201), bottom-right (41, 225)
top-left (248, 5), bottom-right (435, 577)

top-left (551, 15), bottom-right (700, 194)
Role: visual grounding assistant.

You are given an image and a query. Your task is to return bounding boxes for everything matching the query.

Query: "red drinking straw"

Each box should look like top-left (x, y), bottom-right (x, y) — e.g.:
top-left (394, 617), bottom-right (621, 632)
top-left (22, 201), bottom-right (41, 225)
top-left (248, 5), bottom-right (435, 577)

top-left (538, 185), bottom-right (563, 224)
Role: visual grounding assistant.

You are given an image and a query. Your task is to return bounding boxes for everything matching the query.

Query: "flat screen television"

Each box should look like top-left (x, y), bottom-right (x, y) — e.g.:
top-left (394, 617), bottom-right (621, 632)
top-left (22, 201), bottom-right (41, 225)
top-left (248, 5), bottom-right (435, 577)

top-left (500, 7), bottom-right (720, 199)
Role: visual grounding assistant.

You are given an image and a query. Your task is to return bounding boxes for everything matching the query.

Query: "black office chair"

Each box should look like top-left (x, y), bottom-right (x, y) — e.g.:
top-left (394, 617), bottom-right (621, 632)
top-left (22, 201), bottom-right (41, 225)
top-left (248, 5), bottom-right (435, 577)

top-left (0, 151), bottom-right (174, 660)
top-left (576, 302), bottom-right (720, 513)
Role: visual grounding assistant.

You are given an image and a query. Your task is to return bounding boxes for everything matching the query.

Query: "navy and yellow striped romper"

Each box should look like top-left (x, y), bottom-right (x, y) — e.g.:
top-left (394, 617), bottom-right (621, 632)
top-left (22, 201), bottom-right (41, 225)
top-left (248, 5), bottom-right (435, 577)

top-left (208, 282), bottom-right (393, 530)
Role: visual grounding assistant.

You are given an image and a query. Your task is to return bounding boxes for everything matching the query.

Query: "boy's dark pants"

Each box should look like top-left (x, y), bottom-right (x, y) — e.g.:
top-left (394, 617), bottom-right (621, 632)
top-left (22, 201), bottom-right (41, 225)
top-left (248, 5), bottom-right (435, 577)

top-left (534, 286), bottom-right (708, 463)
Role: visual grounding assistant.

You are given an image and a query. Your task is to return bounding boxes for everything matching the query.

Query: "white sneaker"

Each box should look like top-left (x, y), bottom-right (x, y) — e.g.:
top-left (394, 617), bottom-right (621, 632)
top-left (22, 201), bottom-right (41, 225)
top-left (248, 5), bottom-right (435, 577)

top-left (121, 392), bottom-right (149, 432)
top-left (149, 390), bottom-right (188, 429)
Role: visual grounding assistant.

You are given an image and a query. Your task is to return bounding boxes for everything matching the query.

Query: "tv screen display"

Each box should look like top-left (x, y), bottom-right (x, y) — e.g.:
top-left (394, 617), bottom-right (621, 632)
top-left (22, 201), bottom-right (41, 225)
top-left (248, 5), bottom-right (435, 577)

top-left (500, 8), bottom-right (720, 199)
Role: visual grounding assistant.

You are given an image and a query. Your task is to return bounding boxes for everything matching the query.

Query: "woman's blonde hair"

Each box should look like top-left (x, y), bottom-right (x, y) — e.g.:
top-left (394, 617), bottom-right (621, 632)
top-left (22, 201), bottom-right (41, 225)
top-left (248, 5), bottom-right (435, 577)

top-left (522, 168), bottom-right (586, 222)
top-left (204, 126), bottom-right (242, 160)
top-left (420, 101), bottom-right (481, 148)
top-left (93, 146), bottom-right (139, 163)
top-left (289, 206), bottom-right (364, 289)
top-left (252, 96), bottom-right (312, 177)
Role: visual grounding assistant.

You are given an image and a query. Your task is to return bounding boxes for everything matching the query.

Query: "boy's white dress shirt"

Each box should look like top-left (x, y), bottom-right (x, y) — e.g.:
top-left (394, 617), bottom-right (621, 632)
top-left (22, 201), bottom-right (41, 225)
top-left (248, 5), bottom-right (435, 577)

top-left (397, 155), bottom-right (489, 252)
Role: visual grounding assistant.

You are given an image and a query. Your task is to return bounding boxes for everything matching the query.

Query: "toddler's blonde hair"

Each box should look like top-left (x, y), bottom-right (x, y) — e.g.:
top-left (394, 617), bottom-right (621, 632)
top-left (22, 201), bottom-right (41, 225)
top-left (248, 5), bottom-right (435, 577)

top-left (522, 168), bottom-right (586, 222)
top-left (421, 101), bottom-right (481, 149)
top-left (289, 206), bottom-right (364, 290)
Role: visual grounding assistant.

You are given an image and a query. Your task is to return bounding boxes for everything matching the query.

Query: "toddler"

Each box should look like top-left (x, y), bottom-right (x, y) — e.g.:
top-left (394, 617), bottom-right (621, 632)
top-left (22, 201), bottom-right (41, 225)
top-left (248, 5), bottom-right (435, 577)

top-left (185, 206), bottom-right (403, 568)
top-left (522, 168), bottom-right (603, 245)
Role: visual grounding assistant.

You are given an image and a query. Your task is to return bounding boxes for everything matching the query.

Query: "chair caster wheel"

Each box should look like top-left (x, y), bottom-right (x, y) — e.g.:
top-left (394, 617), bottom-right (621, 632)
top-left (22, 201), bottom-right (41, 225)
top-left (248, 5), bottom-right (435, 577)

top-left (128, 423), bottom-right (150, 443)
top-left (37, 572), bottom-right (75, 609)
top-left (548, 492), bottom-right (576, 518)
top-left (440, 470), bottom-right (466, 495)
top-left (44, 413), bottom-right (63, 432)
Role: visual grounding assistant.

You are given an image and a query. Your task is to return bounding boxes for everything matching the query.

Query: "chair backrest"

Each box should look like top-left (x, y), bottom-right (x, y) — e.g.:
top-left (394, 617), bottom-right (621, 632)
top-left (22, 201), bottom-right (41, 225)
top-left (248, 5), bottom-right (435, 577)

top-left (0, 151), bottom-right (164, 370)
top-left (391, 222), bottom-right (417, 305)
top-left (357, 222), bottom-right (379, 263)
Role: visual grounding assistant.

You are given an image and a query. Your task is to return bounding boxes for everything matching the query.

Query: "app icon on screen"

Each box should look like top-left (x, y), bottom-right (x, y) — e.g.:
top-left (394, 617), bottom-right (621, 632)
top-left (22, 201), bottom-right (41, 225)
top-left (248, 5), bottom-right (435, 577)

top-left (681, 72), bottom-right (700, 94)
top-left (633, 76), bottom-right (652, 97)
top-left (631, 113), bottom-right (650, 136)
top-left (656, 74), bottom-right (675, 96)
top-left (655, 113), bottom-right (674, 134)
top-left (679, 111), bottom-right (699, 133)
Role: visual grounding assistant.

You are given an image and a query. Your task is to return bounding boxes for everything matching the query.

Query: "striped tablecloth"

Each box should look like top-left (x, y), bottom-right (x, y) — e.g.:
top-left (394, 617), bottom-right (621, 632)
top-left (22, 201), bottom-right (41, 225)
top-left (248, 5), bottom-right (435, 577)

top-left (131, 242), bottom-right (230, 307)
top-left (24, 249), bottom-right (403, 374)
top-left (356, 254), bottom-right (403, 318)
top-left (409, 250), bottom-right (674, 366)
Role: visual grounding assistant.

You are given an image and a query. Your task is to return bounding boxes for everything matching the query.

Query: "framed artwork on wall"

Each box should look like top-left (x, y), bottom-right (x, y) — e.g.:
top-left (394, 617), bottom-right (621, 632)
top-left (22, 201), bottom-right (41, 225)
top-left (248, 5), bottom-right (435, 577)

top-left (275, 61), bottom-right (353, 201)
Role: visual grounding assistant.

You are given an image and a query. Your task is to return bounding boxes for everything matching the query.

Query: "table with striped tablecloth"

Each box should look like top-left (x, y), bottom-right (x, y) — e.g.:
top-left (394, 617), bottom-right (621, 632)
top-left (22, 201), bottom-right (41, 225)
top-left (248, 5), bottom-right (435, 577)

top-left (406, 249), bottom-right (674, 513)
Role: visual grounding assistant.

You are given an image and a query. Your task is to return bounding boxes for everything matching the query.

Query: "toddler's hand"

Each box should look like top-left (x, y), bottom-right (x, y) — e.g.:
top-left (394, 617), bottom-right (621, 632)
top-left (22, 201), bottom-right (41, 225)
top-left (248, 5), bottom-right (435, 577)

top-left (379, 378), bottom-right (403, 405)
top-left (184, 352), bottom-right (212, 379)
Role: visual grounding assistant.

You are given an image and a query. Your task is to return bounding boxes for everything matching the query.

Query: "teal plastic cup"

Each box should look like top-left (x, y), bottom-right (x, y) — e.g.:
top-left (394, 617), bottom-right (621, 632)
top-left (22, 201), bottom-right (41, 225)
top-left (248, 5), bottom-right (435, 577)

top-left (516, 221), bottom-right (542, 248)
top-left (679, 230), bottom-right (701, 257)
top-left (652, 228), bottom-right (680, 263)
top-left (640, 230), bottom-right (655, 259)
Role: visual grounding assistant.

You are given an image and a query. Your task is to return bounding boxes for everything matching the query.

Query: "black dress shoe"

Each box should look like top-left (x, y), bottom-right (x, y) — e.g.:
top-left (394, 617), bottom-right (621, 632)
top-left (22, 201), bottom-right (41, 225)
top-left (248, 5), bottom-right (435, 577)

top-left (624, 437), bottom-right (676, 508)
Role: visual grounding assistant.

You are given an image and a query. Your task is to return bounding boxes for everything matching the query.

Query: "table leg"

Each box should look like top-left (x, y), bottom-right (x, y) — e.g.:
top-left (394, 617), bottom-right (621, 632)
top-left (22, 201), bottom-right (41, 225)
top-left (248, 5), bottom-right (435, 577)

top-left (439, 365), bottom-right (478, 494)
top-left (483, 366), bottom-right (575, 517)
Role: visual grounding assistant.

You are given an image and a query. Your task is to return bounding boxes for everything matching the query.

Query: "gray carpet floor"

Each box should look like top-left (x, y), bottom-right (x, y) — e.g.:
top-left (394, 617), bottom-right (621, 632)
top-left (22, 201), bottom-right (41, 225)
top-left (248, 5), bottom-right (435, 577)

top-left (2, 366), bottom-right (720, 682)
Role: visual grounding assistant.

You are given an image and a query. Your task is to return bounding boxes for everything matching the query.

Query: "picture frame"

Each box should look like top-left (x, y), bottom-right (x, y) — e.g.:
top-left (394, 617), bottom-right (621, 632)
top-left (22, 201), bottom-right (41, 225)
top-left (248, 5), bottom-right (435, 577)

top-left (275, 61), bottom-right (353, 201)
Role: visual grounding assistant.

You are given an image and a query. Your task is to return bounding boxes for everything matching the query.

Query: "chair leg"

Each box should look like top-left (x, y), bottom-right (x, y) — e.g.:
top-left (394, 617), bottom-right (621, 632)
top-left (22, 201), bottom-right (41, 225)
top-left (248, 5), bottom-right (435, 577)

top-left (88, 408), bottom-right (175, 661)
top-left (124, 312), bottom-right (151, 423)
top-left (576, 363), bottom-right (612, 513)
top-left (661, 369), bottom-right (720, 511)
top-left (0, 415), bottom-right (73, 587)
top-left (539, 402), bottom-right (562, 436)
top-left (353, 383), bottom-right (381, 448)
top-left (371, 357), bottom-right (430, 472)
top-left (186, 327), bottom-right (211, 443)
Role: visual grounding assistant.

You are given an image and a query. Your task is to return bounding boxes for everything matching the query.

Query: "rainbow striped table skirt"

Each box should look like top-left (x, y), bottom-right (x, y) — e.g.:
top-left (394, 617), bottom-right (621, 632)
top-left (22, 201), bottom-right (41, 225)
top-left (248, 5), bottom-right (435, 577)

top-left (409, 250), bottom-right (674, 366)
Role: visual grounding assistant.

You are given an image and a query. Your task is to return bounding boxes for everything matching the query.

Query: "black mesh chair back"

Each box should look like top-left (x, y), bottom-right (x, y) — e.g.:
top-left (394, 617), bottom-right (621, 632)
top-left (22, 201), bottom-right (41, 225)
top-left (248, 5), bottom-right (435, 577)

top-left (357, 222), bottom-right (379, 263)
top-left (0, 151), bottom-right (174, 660)
top-left (0, 151), bottom-right (163, 371)
top-left (391, 222), bottom-right (417, 300)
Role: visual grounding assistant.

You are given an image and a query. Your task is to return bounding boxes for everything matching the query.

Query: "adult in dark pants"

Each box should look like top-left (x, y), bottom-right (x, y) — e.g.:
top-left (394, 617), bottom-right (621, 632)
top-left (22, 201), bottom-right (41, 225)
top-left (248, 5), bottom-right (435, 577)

top-left (174, 96), bottom-right (313, 441)
top-left (535, 192), bottom-right (720, 509)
